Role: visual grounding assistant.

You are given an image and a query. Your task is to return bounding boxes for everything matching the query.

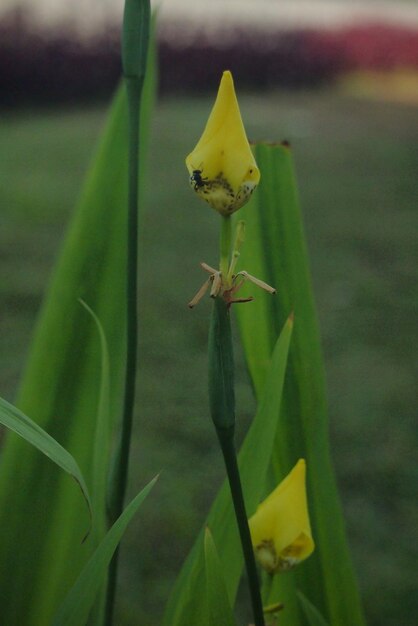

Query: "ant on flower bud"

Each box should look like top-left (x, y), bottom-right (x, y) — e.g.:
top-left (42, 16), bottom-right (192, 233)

top-left (190, 169), bottom-right (209, 191)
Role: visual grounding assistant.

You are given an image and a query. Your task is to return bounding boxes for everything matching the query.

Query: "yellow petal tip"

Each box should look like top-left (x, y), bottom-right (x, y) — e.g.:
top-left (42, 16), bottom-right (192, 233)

top-left (249, 459), bottom-right (314, 574)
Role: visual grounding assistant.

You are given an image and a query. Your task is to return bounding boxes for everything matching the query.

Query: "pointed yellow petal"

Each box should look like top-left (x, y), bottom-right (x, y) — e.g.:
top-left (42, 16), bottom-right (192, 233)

top-left (186, 71), bottom-right (260, 216)
top-left (249, 459), bottom-right (315, 573)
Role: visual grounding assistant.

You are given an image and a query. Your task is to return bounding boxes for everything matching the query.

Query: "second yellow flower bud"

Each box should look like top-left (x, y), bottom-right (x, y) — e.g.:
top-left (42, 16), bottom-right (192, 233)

top-left (249, 459), bottom-right (315, 573)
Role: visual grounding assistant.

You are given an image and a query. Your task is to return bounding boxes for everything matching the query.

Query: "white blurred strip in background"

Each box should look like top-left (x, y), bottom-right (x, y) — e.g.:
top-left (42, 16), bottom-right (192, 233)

top-left (1, 0), bottom-right (418, 35)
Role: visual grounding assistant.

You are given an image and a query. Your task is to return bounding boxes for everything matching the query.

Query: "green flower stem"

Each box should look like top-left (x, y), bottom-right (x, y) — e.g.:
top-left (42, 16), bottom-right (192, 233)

top-left (208, 297), bottom-right (235, 430)
top-left (208, 297), bottom-right (265, 626)
top-left (105, 74), bottom-right (143, 626)
top-left (105, 2), bottom-right (150, 622)
top-left (227, 219), bottom-right (245, 283)
top-left (112, 77), bottom-right (143, 513)
top-left (220, 215), bottom-right (232, 279)
top-left (216, 428), bottom-right (266, 626)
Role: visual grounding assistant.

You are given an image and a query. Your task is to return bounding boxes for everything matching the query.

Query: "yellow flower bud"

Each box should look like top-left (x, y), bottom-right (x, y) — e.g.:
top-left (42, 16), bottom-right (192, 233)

top-left (249, 459), bottom-right (314, 573)
top-left (186, 70), bottom-right (260, 216)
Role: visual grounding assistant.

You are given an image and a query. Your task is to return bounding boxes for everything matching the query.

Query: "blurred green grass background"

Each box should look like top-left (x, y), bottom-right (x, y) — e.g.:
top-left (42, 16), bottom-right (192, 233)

top-left (0, 90), bottom-right (417, 626)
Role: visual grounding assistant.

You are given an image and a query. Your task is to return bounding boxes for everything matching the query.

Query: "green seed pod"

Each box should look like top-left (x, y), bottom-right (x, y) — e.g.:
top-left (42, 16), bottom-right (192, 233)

top-left (122, 0), bottom-right (150, 80)
top-left (208, 297), bottom-right (236, 430)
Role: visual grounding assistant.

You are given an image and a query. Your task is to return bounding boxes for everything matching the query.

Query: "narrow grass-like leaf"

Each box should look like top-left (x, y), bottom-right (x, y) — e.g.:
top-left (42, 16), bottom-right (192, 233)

top-left (204, 528), bottom-right (238, 626)
top-left (163, 315), bottom-right (293, 626)
top-left (234, 143), bottom-right (366, 625)
top-left (0, 396), bottom-right (90, 517)
top-left (297, 591), bottom-right (329, 626)
top-left (0, 31), bottom-right (156, 625)
top-left (78, 300), bottom-right (111, 625)
top-left (79, 300), bottom-right (110, 542)
top-left (52, 475), bottom-right (158, 626)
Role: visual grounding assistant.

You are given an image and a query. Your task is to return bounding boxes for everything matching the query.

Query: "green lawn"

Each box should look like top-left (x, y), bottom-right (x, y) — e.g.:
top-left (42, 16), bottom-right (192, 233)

top-left (0, 91), bottom-right (417, 626)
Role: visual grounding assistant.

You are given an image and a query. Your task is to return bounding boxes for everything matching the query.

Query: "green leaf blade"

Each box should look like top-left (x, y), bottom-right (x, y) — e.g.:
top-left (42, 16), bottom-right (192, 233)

top-left (79, 299), bottom-right (111, 543)
top-left (0, 86), bottom-right (129, 626)
top-left (52, 475), bottom-right (158, 626)
top-left (0, 396), bottom-right (91, 516)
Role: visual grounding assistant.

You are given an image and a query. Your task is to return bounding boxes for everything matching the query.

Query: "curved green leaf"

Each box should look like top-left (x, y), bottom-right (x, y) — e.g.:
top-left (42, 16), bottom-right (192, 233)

top-left (52, 475), bottom-right (158, 626)
top-left (78, 299), bottom-right (111, 625)
top-left (79, 299), bottom-right (111, 542)
top-left (0, 396), bottom-right (90, 518)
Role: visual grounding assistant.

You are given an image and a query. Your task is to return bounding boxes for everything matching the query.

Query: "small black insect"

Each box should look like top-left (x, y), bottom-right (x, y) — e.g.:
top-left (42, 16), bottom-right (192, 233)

top-left (191, 169), bottom-right (209, 191)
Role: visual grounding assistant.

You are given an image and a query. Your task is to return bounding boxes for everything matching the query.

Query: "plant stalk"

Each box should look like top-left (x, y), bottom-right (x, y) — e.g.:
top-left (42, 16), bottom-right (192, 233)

top-left (220, 215), bottom-right (232, 279)
top-left (105, 0), bottom-right (150, 621)
top-left (208, 297), bottom-right (265, 626)
top-left (216, 426), bottom-right (266, 626)
top-left (105, 76), bottom-right (143, 626)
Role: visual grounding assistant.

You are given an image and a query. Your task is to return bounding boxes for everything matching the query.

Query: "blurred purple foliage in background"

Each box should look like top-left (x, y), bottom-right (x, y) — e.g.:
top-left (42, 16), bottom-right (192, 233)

top-left (158, 28), bottom-right (342, 92)
top-left (1, 7), bottom-right (418, 106)
top-left (0, 10), bottom-right (121, 106)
